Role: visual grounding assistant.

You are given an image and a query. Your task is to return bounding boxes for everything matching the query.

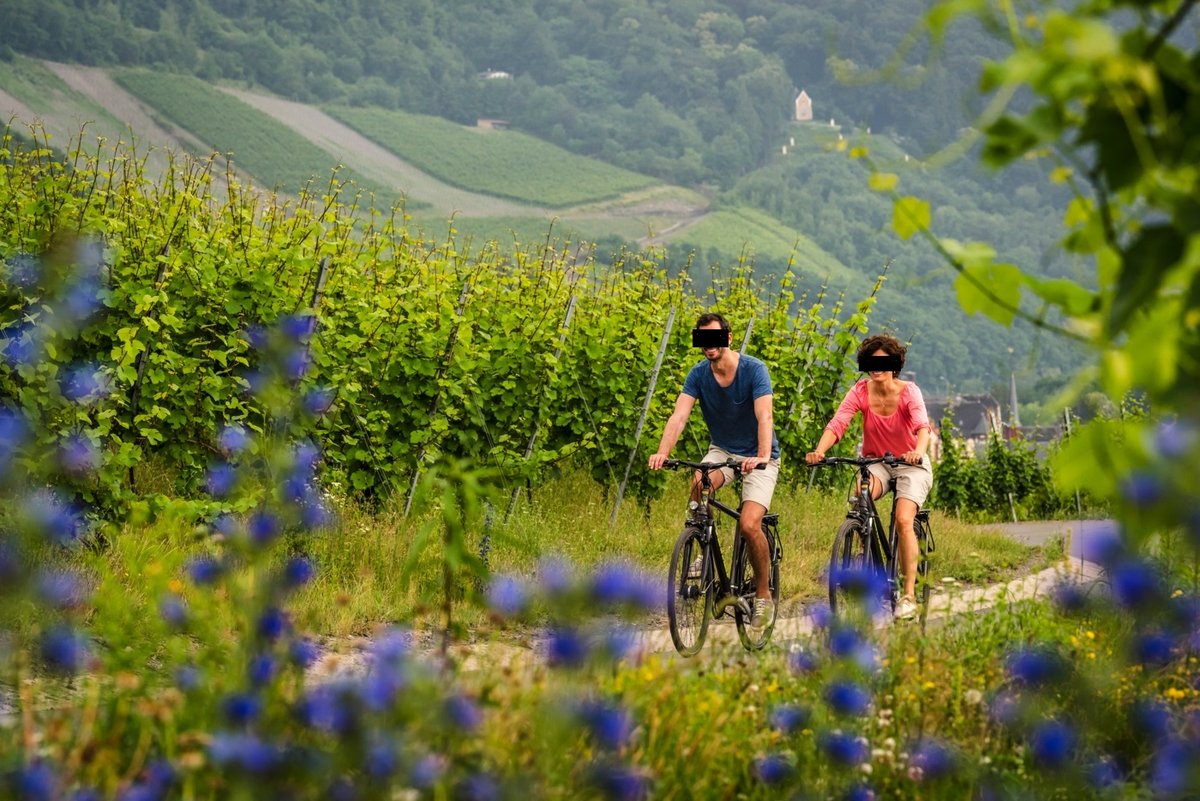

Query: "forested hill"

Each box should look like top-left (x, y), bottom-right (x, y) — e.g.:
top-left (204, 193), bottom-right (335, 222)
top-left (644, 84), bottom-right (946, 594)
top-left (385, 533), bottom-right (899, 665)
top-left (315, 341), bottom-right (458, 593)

top-left (0, 0), bottom-right (999, 188)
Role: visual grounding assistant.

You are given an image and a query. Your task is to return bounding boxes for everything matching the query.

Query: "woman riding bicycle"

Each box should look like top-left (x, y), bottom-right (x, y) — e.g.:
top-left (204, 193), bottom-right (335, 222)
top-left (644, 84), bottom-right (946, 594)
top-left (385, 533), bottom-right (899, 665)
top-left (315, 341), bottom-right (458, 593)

top-left (805, 334), bottom-right (932, 620)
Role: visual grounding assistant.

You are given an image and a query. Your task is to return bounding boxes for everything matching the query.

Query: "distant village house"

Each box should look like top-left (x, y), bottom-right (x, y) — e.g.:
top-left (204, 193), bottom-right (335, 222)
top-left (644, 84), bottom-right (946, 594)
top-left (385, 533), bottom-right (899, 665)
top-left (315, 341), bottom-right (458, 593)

top-left (925, 394), bottom-right (1003, 460)
top-left (475, 118), bottom-right (510, 130)
top-left (479, 69), bottom-right (512, 80)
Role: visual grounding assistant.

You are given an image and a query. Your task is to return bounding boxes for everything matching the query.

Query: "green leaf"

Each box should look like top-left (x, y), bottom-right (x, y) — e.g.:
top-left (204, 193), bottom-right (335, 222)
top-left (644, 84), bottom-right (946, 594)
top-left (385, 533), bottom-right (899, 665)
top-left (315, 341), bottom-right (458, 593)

top-left (955, 263), bottom-right (1024, 326)
top-left (869, 172), bottom-right (898, 192)
top-left (892, 196), bottom-right (930, 240)
top-left (1109, 225), bottom-right (1185, 335)
top-left (1024, 276), bottom-right (1097, 316)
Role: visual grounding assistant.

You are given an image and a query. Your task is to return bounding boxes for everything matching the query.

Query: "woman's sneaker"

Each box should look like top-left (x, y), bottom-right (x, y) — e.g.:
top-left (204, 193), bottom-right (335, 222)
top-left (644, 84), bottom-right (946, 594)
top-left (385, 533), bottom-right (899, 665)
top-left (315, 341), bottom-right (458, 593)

top-left (894, 596), bottom-right (918, 621)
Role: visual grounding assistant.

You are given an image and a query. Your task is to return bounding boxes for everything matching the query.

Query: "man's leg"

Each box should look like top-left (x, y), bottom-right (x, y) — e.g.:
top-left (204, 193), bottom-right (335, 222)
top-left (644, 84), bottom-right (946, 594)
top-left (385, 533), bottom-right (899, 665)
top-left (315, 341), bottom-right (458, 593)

top-left (740, 501), bottom-right (770, 598)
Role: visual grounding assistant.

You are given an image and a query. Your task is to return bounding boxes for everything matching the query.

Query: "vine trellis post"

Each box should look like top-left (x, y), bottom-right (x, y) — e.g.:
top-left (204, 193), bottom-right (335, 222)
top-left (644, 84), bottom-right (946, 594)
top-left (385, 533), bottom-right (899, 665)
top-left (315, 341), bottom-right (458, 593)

top-left (609, 307), bottom-right (676, 528)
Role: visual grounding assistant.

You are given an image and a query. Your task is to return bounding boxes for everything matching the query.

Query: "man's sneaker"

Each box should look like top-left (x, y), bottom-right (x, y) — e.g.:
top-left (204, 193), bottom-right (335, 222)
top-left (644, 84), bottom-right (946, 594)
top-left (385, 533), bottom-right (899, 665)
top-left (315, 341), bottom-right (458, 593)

top-left (688, 555), bottom-right (704, 579)
top-left (894, 596), bottom-right (918, 621)
top-left (749, 597), bottom-right (775, 636)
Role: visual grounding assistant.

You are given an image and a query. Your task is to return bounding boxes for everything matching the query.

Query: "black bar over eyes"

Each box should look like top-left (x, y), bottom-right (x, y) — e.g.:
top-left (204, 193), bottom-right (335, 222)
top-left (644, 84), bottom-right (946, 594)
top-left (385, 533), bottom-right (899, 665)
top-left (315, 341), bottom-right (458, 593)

top-left (858, 354), bottom-right (903, 372)
top-left (692, 328), bottom-right (728, 348)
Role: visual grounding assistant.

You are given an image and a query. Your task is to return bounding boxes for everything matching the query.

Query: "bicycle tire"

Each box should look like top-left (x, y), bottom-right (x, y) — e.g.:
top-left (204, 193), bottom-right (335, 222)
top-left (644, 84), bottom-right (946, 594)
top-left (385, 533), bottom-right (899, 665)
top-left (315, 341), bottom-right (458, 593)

top-left (828, 518), bottom-right (873, 616)
top-left (734, 527), bottom-right (781, 651)
top-left (915, 515), bottom-right (932, 607)
top-left (667, 525), bottom-right (712, 656)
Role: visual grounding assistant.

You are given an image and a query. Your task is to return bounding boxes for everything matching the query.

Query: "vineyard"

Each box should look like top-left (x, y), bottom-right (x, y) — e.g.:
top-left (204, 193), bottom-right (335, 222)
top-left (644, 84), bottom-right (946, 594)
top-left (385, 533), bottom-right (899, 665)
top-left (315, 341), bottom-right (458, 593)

top-left (0, 132), bottom-right (882, 515)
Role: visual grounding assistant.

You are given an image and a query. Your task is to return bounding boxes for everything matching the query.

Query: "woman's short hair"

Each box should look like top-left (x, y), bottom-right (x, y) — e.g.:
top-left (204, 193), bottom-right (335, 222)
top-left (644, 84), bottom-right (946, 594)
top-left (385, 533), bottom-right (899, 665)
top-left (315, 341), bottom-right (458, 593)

top-left (857, 334), bottom-right (906, 375)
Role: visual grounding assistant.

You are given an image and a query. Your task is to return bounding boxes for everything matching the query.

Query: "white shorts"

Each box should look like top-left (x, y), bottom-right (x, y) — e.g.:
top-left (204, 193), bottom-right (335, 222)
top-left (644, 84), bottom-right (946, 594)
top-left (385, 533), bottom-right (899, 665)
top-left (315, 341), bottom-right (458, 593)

top-left (701, 445), bottom-right (780, 510)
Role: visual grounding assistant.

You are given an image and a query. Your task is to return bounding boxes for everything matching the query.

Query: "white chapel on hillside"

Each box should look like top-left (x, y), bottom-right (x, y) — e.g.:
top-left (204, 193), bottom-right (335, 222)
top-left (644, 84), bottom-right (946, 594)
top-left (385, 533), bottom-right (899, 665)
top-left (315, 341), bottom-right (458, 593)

top-left (794, 90), bottom-right (813, 122)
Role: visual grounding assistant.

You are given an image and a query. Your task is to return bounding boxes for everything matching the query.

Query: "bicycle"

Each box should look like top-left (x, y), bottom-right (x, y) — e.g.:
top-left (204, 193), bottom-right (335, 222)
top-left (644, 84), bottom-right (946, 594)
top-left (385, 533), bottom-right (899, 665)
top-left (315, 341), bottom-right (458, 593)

top-left (662, 458), bottom-right (783, 656)
top-left (809, 454), bottom-right (935, 619)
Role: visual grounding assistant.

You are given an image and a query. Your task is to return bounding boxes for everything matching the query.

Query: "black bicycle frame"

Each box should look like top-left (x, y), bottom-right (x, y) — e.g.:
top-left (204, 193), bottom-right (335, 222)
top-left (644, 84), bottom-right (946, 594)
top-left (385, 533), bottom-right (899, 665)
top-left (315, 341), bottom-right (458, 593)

top-left (687, 465), bottom-right (749, 614)
top-left (848, 464), bottom-right (899, 585)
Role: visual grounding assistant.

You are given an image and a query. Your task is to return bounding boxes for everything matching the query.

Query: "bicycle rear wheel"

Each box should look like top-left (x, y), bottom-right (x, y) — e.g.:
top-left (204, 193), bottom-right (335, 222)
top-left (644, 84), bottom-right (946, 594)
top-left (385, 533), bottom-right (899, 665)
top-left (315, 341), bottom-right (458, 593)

top-left (668, 526), bottom-right (712, 656)
top-left (828, 518), bottom-right (873, 616)
top-left (915, 514), bottom-right (932, 607)
top-left (734, 527), bottom-right (780, 651)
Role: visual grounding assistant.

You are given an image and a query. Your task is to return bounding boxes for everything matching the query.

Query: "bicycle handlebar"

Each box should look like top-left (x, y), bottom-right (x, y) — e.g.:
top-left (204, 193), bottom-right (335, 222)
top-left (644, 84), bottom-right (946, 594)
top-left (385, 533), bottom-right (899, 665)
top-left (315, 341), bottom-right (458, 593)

top-left (662, 458), bottom-right (768, 472)
top-left (809, 453), bottom-right (901, 467)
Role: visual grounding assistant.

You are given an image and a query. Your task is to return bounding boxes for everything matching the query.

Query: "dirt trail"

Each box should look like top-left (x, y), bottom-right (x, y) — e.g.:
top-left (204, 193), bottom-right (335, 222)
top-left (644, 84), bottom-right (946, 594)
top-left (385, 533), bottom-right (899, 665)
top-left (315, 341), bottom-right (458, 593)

top-left (220, 86), bottom-right (551, 218)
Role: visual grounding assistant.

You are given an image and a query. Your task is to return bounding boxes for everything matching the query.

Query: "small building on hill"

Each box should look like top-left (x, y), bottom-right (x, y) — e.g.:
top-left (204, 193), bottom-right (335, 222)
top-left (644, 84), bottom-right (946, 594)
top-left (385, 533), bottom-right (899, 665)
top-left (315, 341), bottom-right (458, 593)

top-left (476, 118), bottom-right (510, 131)
top-left (794, 90), bottom-right (813, 122)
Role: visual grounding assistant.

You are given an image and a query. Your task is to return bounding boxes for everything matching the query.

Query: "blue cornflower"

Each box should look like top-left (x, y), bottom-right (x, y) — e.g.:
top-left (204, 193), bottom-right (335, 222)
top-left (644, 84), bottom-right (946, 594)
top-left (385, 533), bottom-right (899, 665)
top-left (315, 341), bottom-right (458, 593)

top-left (300, 500), bottom-right (331, 531)
top-left (0, 406), bottom-right (29, 455)
top-left (1131, 699), bottom-right (1173, 742)
top-left (283, 348), bottom-right (312, 382)
top-left (1, 322), bottom-right (41, 366)
top-left (825, 681), bottom-right (872, 716)
top-left (217, 425), bottom-right (249, 456)
top-left (210, 733), bottom-right (279, 773)
top-left (35, 569), bottom-right (88, 609)
top-left (1051, 582), bottom-right (1088, 613)
top-left (293, 440), bottom-right (321, 474)
top-left (831, 565), bottom-right (887, 611)
top-left (1111, 559), bottom-right (1163, 609)
top-left (408, 754), bottom-right (446, 789)
top-left (829, 626), bottom-right (864, 658)
top-left (600, 625), bottom-right (637, 661)
top-left (1153, 418), bottom-right (1196, 459)
top-left (58, 434), bottom-right (99, 476)
top-left (289, 637), bottom-right (320, 668)
top-left (1119, 471), bottom-right (1162, 508)
top-left (1030, 719), bottom-right (1076, 769)
top-left (186, 555), bottom-right (224, 585)
top-left (205, 463), bottom-right (236, 499)
top-left (444, 693), bottom-right (483, 732)
top-left (40, 625), bottom-right (88, 675)
top-left (590, 562), bottom-right (641, 605)
top-left (60, 364), bottom-right (109, 403)
top-left (61, 274), bottom-right (103, 322)
top-left (248, 653), bottom-right (277, 687)
top-left (486, 574), bottom-right (531, 617)
top-left (222, 692), bottom-right (261, 726)
top-left (283, 556), bottom-right (315, 589)
top-left (546, 626), bottom-right (589, 668)
top-left (586, 760), bottom-right (651, 800)
top-left (820, 731), bottom-right (868, 766)
top-left (1005, 646), bottom-right (1066, 688)
top-left (1087, 756), bottom-right (1121, 789)
top-left (788, 646), bottom-right (820, 674)
top-left (360, 666), bottom-right (405, 712)
top-left (257, 607), bottom-right (286, 641)
top-left (158, 593), bottom-right (188, 628)
top-left (279, 314), bottom-right (316, 342)
top-left (1079, 520), bottom-right (1124, 566)
top-left (768, 703), bottom-right (810, 734)
top-left (537, 556), bottom-right (573, 595)
top-left (249, 511), bottom-right (280, 546)
top-left (23, 490), bottom-right (83, 546)
top-left (304, 387), bottom-right (335, 417)
top-left (577, 699), bottom-right (634, 749)
top-left (753, 753), bottom-right (794, 784)
top-left (844, 783), bottom-right (876, 801)
top-left (987, 689), bottom-right (1023, 727)
top-left (365, 738), bottom-right (399, 779)
top-left (14, 759), bottom-right (59, 801)
top-left (909, 738), bottom-right (956, 779)
top-left (369, 627), bottom-right (410, 666)
top-left (1133, 631), bottom-right (1175, 666)
top-left (1151, 739), bottom-right (1198, 798)
top-left (455, 772), bottom-right (500, 801)
top-left (295, 684), bottom-right (356, 734)
top-left (175, 665), bottom-right (201, 692)
top-left (326, 777), bottom-right (357, 801)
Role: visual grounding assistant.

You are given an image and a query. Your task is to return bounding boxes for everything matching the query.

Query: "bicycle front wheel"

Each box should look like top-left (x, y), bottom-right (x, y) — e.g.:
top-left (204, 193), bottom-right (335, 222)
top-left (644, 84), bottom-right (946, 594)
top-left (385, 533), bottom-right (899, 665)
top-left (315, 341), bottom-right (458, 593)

top-left (667, 525), bottom-right (712, 657)
top-left (828, 518), bottom-right (872, 616)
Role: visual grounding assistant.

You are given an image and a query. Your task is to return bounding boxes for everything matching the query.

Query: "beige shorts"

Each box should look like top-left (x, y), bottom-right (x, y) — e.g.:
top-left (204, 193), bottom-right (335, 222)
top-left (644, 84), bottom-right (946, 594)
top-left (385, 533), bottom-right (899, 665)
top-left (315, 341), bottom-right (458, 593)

top-left (867, 456), bottom-right (933, 507)
top-left (701, 445), bottom-right (780, 511)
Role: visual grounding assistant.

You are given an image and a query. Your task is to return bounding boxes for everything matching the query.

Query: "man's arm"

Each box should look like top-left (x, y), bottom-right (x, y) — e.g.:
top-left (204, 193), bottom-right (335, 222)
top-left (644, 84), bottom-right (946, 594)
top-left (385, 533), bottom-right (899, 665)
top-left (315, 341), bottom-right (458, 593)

top-left (740, 393), bottom-right (774, 473)
top-left (648, 393), bottom-right (697, 469)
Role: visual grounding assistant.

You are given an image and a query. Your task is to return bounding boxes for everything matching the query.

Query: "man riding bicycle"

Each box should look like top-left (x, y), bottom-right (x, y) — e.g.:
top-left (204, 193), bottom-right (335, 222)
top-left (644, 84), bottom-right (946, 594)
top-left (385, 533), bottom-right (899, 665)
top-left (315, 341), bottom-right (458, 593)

top-left (805, 334), bottom-right (932, 620)
top-left (648, 312), bottom-right (781, 635)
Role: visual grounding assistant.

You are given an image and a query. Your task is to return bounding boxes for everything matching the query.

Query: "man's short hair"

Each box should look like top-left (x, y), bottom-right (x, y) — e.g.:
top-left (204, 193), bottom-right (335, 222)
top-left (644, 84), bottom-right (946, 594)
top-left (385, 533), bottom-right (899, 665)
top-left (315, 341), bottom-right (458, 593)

top-left (696, 312), bottom-right (731, 331)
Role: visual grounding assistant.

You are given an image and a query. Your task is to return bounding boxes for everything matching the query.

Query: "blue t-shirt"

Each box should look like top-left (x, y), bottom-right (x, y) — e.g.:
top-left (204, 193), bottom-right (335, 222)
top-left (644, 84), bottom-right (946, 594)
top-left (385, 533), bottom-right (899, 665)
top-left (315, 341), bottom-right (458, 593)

top-left (681, 354), bottom-right (780, 459)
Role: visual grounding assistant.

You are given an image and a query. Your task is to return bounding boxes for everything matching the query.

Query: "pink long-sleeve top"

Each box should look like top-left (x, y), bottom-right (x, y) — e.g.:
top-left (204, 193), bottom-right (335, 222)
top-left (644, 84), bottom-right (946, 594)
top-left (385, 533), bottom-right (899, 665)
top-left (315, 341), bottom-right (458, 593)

top-left (824, 379), bottom-right (930, 457)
